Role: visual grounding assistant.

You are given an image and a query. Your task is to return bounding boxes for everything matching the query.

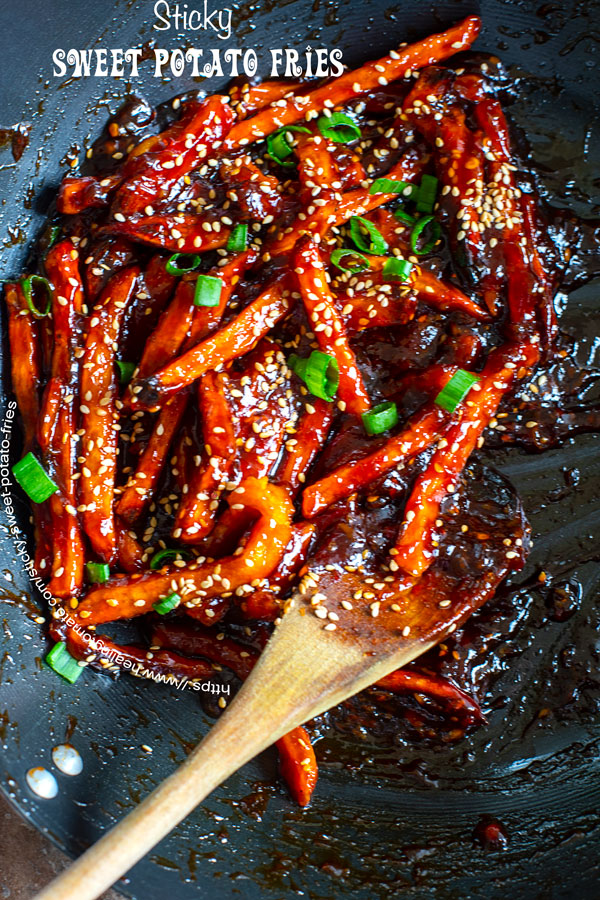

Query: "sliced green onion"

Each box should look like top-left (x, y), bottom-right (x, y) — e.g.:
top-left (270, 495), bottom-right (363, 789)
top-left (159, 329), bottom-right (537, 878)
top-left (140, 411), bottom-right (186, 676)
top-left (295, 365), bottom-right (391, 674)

top-left (435, 369), bottom-right (480, 413)
top-left (349, 217), bottom-right (388, 256)
top-left (194, 274), bottom-right (222, 307)
top-left (410, 215), bottom-right (441, 255)
top-left (330, 248), bottom-right (371, 274)
top-left (317, 112), bottom-right (361, 144)
top-left (416, 174), bottom-right (439, 214)
top-left (153, 592), bottom-right (181, 615)
top-left (12, 453), bottom-right (58, 503)
top-left (266, 125), bottom-right (311, 167)
top-left (288, 350), bottom-right (339, 402)
top-left (382, 257), bottom-right (413, 283)
top-left (47, 225), bottom-right (61, 247)
top-left (150, 548), bottom-right (192, 570)
top-left (86, 562), bottom-right (110, 584)
top-left (362, 401), bottom-right (399, 435)
top-left (46, 642), bottom-right (84, 684)
top-left (116, 360), bottom-right (136, 385)
top-left (394, 209), bottom-right (417, 226)
top-left (166, 253), bottom-right (201, 276)
top-left (21, 275), bottom-right (52, 319)
top-left (226, 223), bottom-right (248, 253)
top-left (369, 178), bottom-right (415, 196)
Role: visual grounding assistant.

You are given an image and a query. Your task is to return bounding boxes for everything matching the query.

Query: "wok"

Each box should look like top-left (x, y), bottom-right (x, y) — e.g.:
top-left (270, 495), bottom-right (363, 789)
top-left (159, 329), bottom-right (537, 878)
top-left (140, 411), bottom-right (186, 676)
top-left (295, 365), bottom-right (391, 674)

top-left (0, 0), bottom-right (599, 897)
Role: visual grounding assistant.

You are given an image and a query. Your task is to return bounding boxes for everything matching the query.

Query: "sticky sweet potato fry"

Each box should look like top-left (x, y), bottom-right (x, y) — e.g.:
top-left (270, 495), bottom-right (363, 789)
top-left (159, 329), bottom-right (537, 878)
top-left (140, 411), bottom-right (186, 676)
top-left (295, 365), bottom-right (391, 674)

top-left (112, 95), bottom-right (234, 217)
top-left (275, 727), bottom-right (318, 807)
top-left (79, 267), bottom-right (140, 563)
top-left (173, 372), bottom-right (237, 543)
top-left (376, 669), bottom-right (484, 725)
top-left (103, 212), bottom-right (231, 253)
top-left (116, 392), bottom-right (188, 525)
top-left (40, 241), bottom-right (86, 598)
top-left (4, 283), bottom-right (41, 449)
top-left (57, 174), bottom-right (120, 215)
top-left (392, 342), bottom-right (541, 576)
top-left (302, 404), bottom-right (448, 518)
top-left (76, 477), bottom-right (294, 626)
top-left (224, 16), bottom-right (481, 149)
top-left (294, 238), bottom-right (370, 415)
top-left (128, 278), bottom-right (292, 410)
top-left (276, 399), bottom-right (334, 494)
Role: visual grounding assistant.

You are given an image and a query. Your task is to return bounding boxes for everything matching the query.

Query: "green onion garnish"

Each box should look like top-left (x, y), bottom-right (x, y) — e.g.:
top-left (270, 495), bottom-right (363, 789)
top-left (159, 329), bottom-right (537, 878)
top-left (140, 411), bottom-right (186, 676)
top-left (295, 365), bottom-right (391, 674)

top-left (116, 360), bottom-right (136, 385)
top-left (369, 178), bottom-right (415, 196)
top-left (394, 209), bottom-right (417, 226)
top-left (46, 642), bottom-right (84, 684)
top-left (330, 248), bottom-right (371, 274)
top-left (165, 253), bottom-right (202, 276)
top-left (153, 592), bottom-right (181, 615)
top-left (47, 225), bottom-right (61, 247)
top-left (20, 275), bottom-right (52, 319)
top-left (382, 258), bottom-right (413, 283)
top-left (266, 125), bottom-right (311, 167)
top-left (150, 548), bottom-right (192, 570)
top-left (416, 174), bottom-right (439, 214)
top-left (288, 350), bottom-right (339, 402)
top-left (194, 274), bottom-right (222, 307)
top-left (317, 112), bottom-right (361, 144)
top-left (12, 453), bottom-right (58, 503)
top-left (435, 369), bottom-right (480, 413)
top-left (226, 223), bottom-right (248, 253)
top-left (86, 562), bottom-right (110, 584)
top-left (349, 217), bottom-right (388, 256)
top-left (362, 401), bottom-right (399, 435)
top-left (410, 216), bottom-right (441, 255)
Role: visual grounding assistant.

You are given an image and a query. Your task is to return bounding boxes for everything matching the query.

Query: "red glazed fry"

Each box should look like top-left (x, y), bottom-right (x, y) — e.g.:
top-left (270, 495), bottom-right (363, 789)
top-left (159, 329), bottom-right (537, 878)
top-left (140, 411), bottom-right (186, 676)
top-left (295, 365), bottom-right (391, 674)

top-left (224, 16), bottom-right (481, 149)
top-left (294, 238), bottom-right (370, 415)
top-left (276, 398), bottom-right (334, 494)
top-left (79, 267), bottom-right (140, 563)
top-left (103, 213), bottom-right (231, 253)
top-left (76, 477), bottom-right (294, 626)
top-left (275, 727), bottom-right (318, 807)
top-left (302, 404), bottom-right (448, 518)
top-left (376, 669), bottom-right (485, 725)
top-left (128, 277), bottom-right (292, 410)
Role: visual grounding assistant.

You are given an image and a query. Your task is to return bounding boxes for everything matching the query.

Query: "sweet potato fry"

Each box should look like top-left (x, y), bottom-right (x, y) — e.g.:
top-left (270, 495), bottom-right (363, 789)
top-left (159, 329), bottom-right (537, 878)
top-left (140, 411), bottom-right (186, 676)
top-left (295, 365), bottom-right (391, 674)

top-left (128, 277), bottom-right (292, 410)
top-left (57, 174), bottom-right (120, 215)
top-left (302, 403), bottom-right (448, 518)
top-left (40, 241), bottom-right (86, 598)
top-left (76, 477), bottom-right (294, 626)
top-left (173, 372), bottom-right (237, 543)
top-left (220, 157), bottom-right (283, 220)
top-left (276, 399), bottom-right (334, 494)
top-left (112, 95), bottom-right (234, 217)
top-left (4, 283), bottom-right (41, 449)
top-left (276, 727), bottom-right (318, 807)
top-left (136, 278), bottom-right (196, 379)
top-left (230, 80), bottom-right (301, 120)
top-left (116, 392), bottom-right (188, 525)
top-left (392, 342), bottom-right (541, 576)
top-left (294, 237), bottom-right (370, 415)
top-left (103, 212), bottom-right (231, 253)
top-left (79, 267), bottom-right (140, 563)
top-left (376, 669), bottom-right (485, 725)
top-left (224, 16), bottom-right (481, 149)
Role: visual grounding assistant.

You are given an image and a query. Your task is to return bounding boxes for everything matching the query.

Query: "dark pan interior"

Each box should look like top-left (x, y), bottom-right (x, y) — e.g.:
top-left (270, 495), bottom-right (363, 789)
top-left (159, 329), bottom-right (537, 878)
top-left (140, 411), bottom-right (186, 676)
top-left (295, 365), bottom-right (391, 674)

top-left (0, 1), bottom-right (599, 897)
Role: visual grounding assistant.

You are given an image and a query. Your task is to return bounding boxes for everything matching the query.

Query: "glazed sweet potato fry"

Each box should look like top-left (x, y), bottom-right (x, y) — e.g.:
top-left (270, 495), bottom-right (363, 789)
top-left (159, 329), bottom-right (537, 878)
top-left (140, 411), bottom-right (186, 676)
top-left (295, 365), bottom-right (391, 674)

top-left (302, 404), bottom-right (448, 518)
top-left (275, 727), bottom-right (318, 807)
top-left (173, 372), bottom-right (237, 542)
top-left (4, 283), bottom-right (41, 449)
top-left (116, 392), bottom-right (188, 525)
top-left (376, 669), bottom-right (484, 725)
top-left (393, 342), bottom-right (541, 576)
top-left (57, 174), bottom-right (120, 215)
top-left (128, 278), bottom-right (292, 410)
top-left (39, 241), bottom-right (86, 598)
top-left (111, 95), bottom-right (234, 217)
top-left (277, 399), bottom-right (334, 494)
top-left (79, 267), bottom-right (140, 562)
top-left (104, 212), bottom-right (231, 253)
top-left (224, 16), bottom-right (481, 149)
top-left (294, 238), bottom-right (370, 415)
top-left (76, 477), bottom-right (294, 626)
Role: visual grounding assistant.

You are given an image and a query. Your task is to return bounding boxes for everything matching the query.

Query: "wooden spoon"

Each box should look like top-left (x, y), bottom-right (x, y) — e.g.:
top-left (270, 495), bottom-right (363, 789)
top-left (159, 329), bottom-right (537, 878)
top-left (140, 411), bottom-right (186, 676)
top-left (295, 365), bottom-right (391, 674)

top-left (32, 594), bottom-right (438, 900)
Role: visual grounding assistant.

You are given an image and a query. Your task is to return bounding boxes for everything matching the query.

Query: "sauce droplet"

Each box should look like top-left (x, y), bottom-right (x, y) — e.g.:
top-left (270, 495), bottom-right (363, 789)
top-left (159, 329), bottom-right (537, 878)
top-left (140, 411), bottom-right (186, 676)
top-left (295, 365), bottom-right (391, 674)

top-left (26, 767), bottom-right (58, 799)
top-left (52, 743), bottom-right (83, 776)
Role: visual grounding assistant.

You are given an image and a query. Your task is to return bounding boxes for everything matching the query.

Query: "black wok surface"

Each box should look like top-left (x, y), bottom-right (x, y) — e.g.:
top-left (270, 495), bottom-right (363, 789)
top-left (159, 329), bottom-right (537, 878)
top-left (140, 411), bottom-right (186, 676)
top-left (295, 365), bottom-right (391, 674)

top-left (0, 1), bottom-right (599, 897)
